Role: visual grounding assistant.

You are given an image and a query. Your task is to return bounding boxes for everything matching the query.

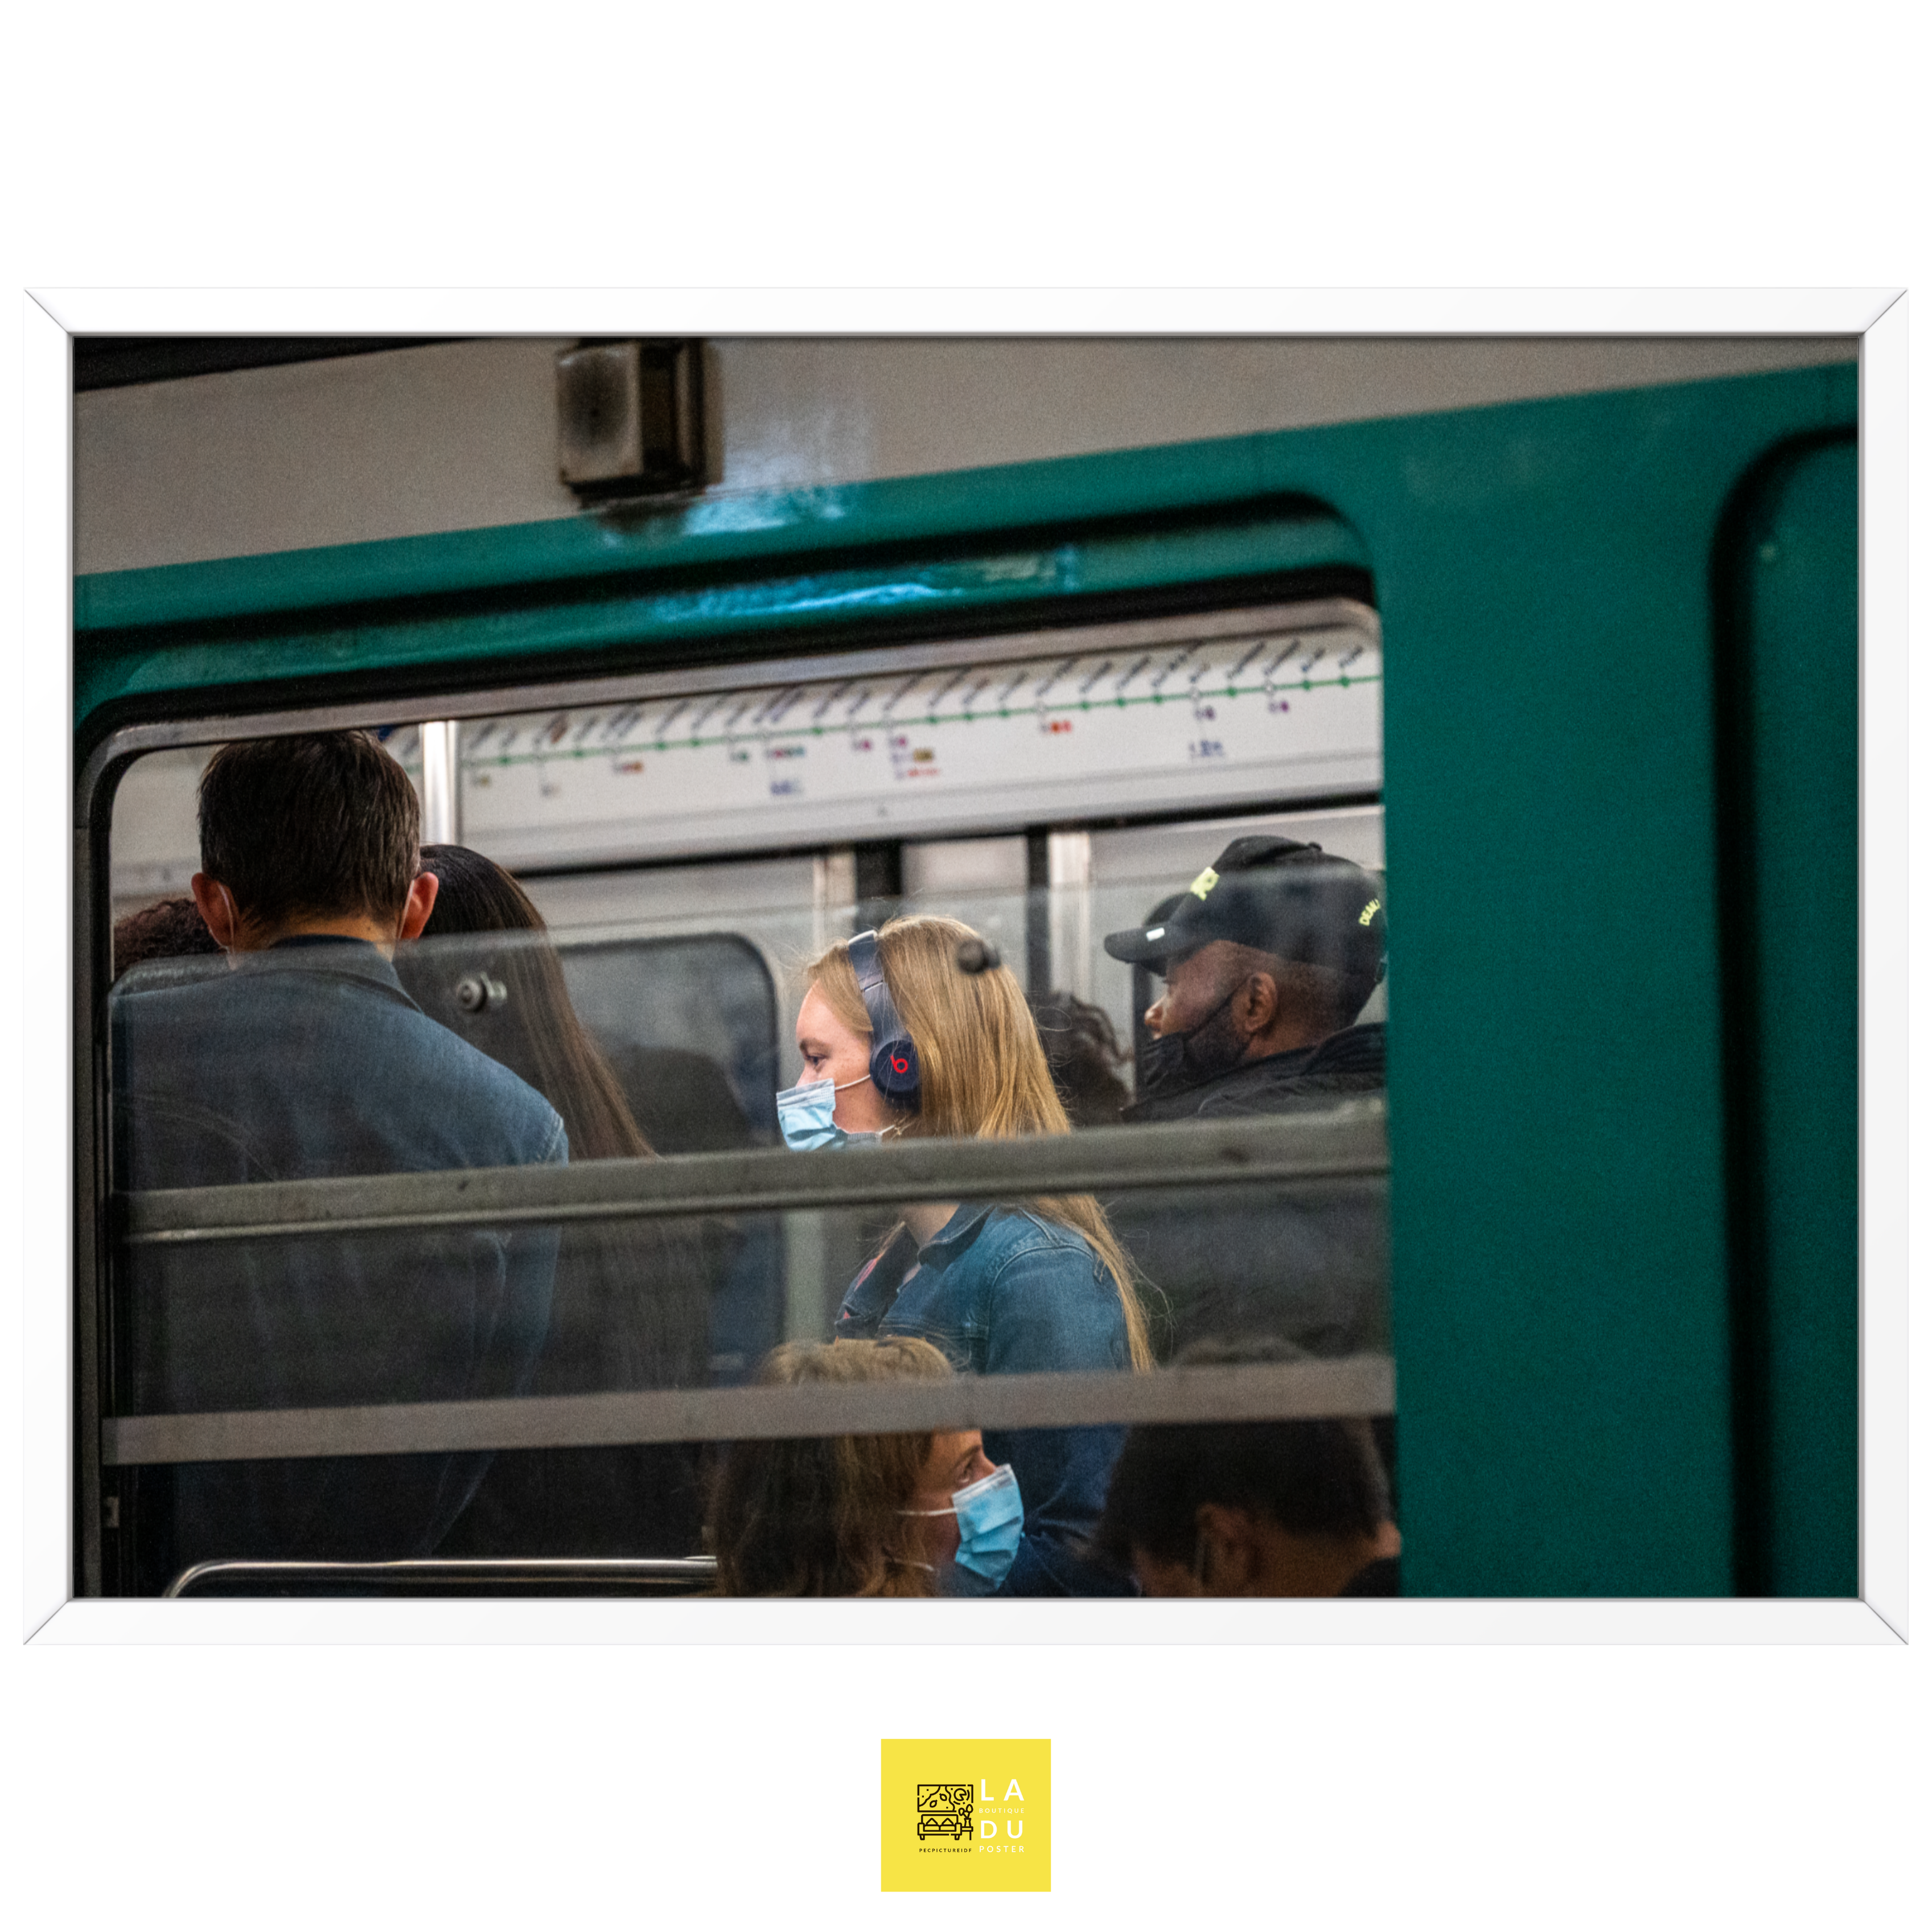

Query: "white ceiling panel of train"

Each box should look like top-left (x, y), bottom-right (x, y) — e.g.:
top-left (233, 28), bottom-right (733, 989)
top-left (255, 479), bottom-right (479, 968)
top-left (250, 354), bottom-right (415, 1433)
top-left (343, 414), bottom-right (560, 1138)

top-left (463, 599), bottom-right (1381, 868)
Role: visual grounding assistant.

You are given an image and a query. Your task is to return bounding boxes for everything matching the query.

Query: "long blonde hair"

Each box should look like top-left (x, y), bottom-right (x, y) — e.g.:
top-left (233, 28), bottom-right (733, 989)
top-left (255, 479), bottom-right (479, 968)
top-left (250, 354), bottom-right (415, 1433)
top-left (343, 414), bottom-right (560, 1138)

top-left (807, 915), bottom-right (1154, 1371)
top-left (709, 1337), bottom-right (953, 1597)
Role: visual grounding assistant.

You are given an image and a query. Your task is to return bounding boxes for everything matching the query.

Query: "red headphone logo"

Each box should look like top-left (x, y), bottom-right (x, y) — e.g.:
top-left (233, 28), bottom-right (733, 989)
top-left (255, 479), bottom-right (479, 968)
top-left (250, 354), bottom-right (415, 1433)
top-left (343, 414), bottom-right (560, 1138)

top-left (891, 1054), bottom-right (910, 1075)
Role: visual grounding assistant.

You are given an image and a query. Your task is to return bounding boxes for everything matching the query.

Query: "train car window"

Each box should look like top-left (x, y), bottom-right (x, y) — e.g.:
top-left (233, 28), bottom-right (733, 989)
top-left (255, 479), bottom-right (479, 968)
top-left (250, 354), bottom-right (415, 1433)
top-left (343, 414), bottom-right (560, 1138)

top-left (94, 595), bottom-right (1393, 1596)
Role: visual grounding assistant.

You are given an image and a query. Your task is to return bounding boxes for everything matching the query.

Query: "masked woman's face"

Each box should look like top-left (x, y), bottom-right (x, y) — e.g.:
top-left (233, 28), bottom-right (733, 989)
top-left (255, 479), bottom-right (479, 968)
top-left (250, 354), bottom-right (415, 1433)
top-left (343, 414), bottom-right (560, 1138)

top-left (794, 984), bottom-right (897, 1133)
top-left (908, 1429), bottom-right (996, 1564)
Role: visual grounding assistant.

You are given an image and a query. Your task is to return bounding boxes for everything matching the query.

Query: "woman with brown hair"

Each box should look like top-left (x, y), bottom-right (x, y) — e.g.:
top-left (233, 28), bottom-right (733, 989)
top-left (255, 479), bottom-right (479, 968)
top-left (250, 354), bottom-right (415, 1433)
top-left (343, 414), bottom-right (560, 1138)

top-left (412, 845), bottom-right (650, 1165)
top-left (405, 844), bottom-right (713, 1557)
top-left (710, 1336), bottom-right (1001, 1596)
top-left (783, 915), bottom-right (1151, 1596)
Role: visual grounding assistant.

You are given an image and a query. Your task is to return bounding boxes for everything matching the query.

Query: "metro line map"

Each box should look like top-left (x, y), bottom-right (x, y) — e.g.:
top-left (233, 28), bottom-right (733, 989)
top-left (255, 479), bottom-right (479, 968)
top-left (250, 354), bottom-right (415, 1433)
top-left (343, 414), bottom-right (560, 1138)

top-left (458, 603), bottom-right (1383, 865)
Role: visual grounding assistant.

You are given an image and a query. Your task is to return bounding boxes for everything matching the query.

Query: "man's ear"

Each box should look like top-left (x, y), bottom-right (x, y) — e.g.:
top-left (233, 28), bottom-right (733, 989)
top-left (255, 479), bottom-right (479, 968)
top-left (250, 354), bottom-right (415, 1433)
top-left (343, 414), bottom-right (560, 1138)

top-left (1195, 1502), bottom-right (1264, 1595)
top-left (189, 873), bottom-right (237, 950)
top-left (397, 870), bottom-right (440, 944)
top-left (1233, 971), bottom-right (1279, 1041)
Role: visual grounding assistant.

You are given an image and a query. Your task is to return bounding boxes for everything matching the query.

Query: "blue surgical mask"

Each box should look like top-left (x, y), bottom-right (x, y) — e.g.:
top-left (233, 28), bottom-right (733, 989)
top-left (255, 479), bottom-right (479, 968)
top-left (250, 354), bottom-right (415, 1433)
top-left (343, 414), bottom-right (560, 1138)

top-left (905, 1463), bottom-right (1025, 1594)
top-left (775, 1074), bottom-right (898, 1152)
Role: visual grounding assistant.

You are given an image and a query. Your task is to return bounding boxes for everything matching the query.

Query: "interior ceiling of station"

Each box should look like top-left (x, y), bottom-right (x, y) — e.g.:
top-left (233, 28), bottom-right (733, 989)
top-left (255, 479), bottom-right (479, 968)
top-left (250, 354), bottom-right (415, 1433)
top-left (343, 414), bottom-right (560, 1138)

top-left (74, 336), bottom-right (1855, 577)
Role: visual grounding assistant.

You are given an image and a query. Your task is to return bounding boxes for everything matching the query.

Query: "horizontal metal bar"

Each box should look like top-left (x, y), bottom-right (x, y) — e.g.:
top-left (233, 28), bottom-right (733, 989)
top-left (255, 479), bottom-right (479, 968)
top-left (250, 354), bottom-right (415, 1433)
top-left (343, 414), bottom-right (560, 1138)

top-left (118, 1107), bottom-right (1388, 1246)
top-left (104, 1357), bottom-right (1395, 1467)
top-left (163, 1556), bottom-right (718, 1599)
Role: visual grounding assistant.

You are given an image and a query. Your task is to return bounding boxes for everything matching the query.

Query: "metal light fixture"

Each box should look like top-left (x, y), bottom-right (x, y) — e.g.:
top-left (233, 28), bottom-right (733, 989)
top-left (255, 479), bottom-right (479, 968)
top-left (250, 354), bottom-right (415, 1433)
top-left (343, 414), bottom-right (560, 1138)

top-left (556, 339), bottom-right (707, 497)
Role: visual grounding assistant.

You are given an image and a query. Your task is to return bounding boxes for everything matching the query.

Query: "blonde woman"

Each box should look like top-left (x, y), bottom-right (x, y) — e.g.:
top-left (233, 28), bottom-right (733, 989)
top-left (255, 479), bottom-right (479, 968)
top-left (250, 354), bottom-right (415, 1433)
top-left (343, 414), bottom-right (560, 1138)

top-left (710, 1337), bottom-right (998, 1597)
top-left (782, 916), bottom-right (1152, 1596)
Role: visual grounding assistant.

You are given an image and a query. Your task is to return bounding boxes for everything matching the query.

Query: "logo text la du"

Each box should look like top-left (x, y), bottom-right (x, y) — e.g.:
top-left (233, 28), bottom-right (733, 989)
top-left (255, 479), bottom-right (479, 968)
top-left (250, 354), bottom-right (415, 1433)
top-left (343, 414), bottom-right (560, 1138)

top-left (978, 1778), bottom-right (1027, 1840)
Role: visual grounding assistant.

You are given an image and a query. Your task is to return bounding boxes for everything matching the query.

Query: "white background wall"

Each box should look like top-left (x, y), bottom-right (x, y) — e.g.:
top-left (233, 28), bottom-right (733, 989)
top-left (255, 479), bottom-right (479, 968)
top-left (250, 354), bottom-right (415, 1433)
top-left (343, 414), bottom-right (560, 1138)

top-left (75, 335), bottom-right (1854, 575)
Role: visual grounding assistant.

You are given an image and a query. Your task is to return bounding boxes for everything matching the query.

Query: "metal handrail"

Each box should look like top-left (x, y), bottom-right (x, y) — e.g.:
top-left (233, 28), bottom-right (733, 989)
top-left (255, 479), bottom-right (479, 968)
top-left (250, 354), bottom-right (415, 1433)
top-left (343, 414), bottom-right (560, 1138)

top-left (163, 1555), bottom-right (720, 1598)
top-left (105, 1357), bottom-right (1395, 1468)
top-left (116, 1105), bottom-right (1390, 1245)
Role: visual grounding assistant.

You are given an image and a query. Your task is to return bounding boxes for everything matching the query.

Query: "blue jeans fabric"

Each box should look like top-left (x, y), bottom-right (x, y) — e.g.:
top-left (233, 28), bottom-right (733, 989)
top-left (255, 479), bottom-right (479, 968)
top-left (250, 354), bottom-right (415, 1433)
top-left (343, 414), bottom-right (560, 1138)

top-left (835, 1202), bottom-right (1134, 1597)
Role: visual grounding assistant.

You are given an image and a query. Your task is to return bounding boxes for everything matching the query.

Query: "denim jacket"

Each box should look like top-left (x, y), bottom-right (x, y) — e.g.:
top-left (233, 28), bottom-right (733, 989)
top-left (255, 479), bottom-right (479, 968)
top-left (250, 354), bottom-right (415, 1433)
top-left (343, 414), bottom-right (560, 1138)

top-left (834, 1203), bottom-right (1133, 1597)
top-left (112, 936), bottom-right (567, 1586)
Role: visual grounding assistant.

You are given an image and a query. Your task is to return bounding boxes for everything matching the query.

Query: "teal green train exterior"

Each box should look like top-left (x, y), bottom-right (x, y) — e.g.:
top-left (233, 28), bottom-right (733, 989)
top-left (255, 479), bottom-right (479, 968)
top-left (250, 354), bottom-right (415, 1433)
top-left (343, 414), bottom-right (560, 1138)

top-left (75, 360), bottom-right (1860, 1597)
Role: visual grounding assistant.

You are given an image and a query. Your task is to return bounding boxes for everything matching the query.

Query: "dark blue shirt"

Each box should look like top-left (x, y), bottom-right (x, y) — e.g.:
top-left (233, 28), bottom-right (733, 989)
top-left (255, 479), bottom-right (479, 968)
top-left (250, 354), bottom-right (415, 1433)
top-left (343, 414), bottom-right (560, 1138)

top-left (112, 937), bottom-right (567, 1584)
top-left (835, 1202), bottom-right (1134, 1597)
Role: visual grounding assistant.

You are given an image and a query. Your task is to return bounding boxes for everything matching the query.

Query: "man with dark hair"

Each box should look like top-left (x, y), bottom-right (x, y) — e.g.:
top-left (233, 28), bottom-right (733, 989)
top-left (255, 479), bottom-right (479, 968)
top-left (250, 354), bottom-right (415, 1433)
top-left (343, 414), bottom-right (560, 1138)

top-left (188, 730), bottom-right (429, 942)
top-left (1094, 1339), bottom-right (1400, 1596)
top-left (1104, 836), bottom-right (1387, 1121)
top-left (112, 731), bottom-right (567, 1591)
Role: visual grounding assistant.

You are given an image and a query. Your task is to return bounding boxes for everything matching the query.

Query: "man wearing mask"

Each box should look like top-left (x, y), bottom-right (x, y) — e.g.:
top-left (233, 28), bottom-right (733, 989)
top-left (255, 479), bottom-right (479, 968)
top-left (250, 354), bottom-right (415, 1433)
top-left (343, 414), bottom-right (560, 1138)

top-left (1100, 837), bottom-right (1391, 1366)
top-left (1104, 836), bottom-right (1387, 1121)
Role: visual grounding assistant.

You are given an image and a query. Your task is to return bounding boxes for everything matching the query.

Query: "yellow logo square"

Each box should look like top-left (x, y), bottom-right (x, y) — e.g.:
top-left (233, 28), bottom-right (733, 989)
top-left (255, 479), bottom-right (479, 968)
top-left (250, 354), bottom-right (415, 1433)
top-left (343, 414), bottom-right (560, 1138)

top-left (880, 1738), bottom-right (1050, 1892)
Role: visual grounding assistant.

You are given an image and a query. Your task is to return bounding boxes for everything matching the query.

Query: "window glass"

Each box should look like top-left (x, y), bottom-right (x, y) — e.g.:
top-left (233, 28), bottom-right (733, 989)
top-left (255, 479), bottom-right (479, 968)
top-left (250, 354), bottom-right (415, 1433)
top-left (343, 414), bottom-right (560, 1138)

top-left (98, 605), bottom-right (1391, 1596)
top-left (108, 1179), bottom-right (1389, 1595)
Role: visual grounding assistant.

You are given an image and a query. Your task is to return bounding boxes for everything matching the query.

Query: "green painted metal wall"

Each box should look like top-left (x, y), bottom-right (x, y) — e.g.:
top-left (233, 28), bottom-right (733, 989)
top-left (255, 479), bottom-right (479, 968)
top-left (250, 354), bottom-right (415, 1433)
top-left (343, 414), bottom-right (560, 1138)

top-left (1719, 436), bottom-right (1860, 1596)
top-left (1348, 377), bottom-right (1854, 1595)
top-left (75, 361), bottom-right (1860, 1594)
top-left (74, 502), bottom-right (1370, 724)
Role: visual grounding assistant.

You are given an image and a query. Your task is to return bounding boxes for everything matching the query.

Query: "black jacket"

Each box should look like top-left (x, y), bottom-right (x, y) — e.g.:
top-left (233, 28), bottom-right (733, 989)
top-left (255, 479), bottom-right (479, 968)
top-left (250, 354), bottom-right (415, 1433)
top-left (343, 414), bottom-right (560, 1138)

top-left (1110, 1023), bottom-right (1388, 1360)
top-left (1123, 1022), bottom-right (1386, 1123)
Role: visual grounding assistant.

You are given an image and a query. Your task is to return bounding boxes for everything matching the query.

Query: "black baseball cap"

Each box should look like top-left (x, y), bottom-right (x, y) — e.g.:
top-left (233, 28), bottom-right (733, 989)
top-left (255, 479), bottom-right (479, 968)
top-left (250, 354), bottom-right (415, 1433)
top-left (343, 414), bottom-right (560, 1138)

top-left (1103, 836), bottom-right (1387, 980)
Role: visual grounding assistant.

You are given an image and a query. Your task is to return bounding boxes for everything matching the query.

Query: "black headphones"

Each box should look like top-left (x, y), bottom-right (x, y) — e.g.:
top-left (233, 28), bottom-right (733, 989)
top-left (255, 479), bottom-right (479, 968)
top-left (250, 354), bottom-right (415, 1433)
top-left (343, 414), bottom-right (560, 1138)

top-left (849, 928), bottom-right (921, 1106)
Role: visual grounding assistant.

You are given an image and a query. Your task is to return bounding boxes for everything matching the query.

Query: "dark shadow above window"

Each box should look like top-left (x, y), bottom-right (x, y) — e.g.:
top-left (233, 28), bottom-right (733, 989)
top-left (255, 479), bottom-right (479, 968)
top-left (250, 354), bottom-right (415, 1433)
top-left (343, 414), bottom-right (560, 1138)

top-left (75, 338), bottom-right (467, 392)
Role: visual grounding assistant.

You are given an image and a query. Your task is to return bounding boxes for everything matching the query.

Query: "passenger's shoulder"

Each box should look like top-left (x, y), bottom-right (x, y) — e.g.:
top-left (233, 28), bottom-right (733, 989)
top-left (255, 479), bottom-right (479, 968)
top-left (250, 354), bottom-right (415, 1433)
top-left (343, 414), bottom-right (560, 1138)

top-left (981, 1206), bottom-right (1091, 1253)
top-left (975, 1211), bottom-right (1127, 1357)
top-left (111, 974), bottom-right (227, 1024)
top-left (978, 1209), bottom-right (1106, 1284)
top-left (346, 998), bottom-right (565, 1157)
top-left (401, 1015), bottom-right (562, 1123)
